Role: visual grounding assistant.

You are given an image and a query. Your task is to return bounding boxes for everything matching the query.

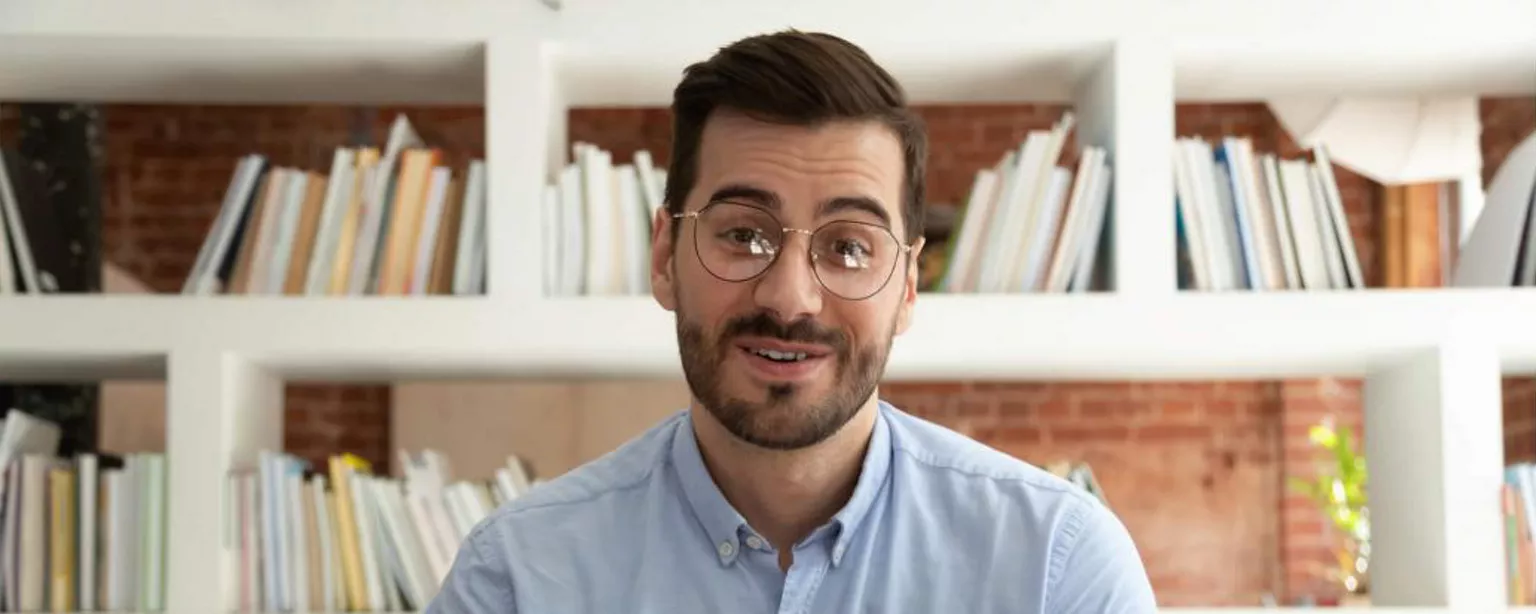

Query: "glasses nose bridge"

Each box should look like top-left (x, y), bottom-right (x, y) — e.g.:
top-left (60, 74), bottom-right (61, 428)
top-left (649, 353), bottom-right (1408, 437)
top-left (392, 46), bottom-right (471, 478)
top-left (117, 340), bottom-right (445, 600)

top-left (775, 225), bottom-right (820, 264)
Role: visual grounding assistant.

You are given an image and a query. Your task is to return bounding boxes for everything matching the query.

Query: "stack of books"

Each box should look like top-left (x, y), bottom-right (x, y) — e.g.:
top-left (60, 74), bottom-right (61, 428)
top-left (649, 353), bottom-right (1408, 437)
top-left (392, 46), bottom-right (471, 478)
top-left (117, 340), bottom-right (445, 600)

top-left (182, 114), bottom-right (488, 297)
top-left (0, 408), bottom-right (169, 613)
top-left (1173, 137), bottom-right (1364, 292)
top-left (935, 112), bottom-right (1113, 294)
top-left (225, 448), bottom-right (535, 612)
top-left (541, 143), bottom-right (668, 297)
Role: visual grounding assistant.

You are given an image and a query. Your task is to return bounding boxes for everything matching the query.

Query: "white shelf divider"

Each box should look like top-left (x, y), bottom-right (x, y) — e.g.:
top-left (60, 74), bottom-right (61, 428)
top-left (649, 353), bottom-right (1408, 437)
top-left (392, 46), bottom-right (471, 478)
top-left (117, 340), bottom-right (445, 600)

top-left (485, 36), bottom-right (557, 301)
top-left (1363, 322), bottom-right (1506, 608)
top-left (1073, 36), bottom-right (1176, 295)
top-left (165, 349), bottom-right (282, 614)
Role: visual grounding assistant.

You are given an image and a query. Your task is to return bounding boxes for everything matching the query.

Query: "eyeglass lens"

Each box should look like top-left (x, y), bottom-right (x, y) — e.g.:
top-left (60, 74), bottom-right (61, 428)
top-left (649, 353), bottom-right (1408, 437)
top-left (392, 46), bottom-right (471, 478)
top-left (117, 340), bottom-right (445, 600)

top-left (692, 202), bottom-right (901, 299)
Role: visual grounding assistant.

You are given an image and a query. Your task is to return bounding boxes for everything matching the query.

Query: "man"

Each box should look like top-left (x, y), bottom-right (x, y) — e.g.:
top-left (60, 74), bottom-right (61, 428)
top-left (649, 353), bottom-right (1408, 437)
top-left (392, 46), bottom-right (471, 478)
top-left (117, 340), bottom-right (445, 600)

top-left (427, 29), bottom-right (1157, 613)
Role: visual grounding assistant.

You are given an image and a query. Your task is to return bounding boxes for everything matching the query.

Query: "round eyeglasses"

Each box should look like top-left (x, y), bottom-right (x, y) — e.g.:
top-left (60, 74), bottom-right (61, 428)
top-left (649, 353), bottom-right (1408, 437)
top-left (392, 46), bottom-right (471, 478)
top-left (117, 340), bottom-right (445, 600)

top-left (672, 201), bottom-right (913, 301)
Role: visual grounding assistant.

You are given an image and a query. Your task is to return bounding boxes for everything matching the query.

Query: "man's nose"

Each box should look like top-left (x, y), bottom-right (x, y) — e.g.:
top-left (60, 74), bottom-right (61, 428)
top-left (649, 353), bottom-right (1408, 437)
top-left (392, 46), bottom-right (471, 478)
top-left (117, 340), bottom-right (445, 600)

top-left (752, 230), bottom-right (824, 324)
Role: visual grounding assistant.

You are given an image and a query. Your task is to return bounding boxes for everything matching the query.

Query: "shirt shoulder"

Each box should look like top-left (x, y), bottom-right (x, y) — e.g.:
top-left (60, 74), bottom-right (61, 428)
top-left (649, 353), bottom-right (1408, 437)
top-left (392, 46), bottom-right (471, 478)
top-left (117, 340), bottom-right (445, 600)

top-left (427, 412), bottom-right (688, 614)
top-left (482, 409), bottom-right (684, 525)
top-left (457, 409), bottom-right (685, 560)
top-left (882, 403), bottom-right (1089, 502)
top-left (879, 404), bottom-right (1156, 612)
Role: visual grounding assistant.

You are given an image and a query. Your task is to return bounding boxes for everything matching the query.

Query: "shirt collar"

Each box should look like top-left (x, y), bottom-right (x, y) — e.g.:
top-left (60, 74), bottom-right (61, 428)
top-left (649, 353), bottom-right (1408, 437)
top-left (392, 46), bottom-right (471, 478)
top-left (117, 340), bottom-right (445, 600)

top-left (828, 400), bottom-right (893, 567)
top-left (669, 402), bottom-right (895, 569)
top-left (670, 410), bottom-right (752, 566)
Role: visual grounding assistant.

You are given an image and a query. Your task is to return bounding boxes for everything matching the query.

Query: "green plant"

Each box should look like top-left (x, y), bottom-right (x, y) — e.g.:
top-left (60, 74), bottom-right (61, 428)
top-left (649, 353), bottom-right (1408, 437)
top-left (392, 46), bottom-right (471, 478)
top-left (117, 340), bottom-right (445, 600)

top-left (1287, 417), bottom-right (1370, 595)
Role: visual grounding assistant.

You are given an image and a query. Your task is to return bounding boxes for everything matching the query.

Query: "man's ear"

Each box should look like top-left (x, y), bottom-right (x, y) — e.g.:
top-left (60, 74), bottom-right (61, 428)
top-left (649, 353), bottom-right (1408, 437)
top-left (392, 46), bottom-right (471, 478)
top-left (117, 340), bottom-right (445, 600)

top-left (651, 205), bottom-right (678, 311)
top-left (894, 236), bottom-right (924, 335)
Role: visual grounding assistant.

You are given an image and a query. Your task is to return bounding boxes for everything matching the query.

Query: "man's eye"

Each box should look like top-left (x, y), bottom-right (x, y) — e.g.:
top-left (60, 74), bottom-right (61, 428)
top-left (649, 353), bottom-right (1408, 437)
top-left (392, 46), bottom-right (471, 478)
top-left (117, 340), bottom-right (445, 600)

top-left (723, 228), bottom-right (759, 244)
top-left (834, 239), bottom-right (871, 258)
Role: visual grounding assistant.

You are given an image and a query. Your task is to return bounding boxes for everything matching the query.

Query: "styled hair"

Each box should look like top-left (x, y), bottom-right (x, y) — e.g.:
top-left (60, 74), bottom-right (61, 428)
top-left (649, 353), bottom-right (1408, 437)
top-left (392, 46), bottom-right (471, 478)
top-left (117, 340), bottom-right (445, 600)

top-left (664, 30), bottom-right (927, 244)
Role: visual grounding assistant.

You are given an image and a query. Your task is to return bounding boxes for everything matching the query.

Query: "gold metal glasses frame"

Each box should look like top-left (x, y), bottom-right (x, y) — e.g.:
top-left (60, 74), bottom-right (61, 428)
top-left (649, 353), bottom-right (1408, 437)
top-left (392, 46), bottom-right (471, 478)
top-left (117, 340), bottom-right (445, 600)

top-left (669, 201), bottom-right (915, 300)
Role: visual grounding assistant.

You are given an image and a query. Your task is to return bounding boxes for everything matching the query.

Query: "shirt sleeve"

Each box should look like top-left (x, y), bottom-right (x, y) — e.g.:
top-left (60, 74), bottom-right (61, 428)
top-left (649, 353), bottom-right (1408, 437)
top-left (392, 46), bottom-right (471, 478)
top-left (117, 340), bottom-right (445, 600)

top-left (424, 524), bottom-right (516, 614)
top-left (1045, 498), bottom-right (1158, 614)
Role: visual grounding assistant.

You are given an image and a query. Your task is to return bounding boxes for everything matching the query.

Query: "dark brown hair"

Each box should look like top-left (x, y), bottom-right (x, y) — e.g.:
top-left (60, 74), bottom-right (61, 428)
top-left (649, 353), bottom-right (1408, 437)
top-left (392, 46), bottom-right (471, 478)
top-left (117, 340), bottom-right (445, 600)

top-left (664, 30), bottom-right (927, 244)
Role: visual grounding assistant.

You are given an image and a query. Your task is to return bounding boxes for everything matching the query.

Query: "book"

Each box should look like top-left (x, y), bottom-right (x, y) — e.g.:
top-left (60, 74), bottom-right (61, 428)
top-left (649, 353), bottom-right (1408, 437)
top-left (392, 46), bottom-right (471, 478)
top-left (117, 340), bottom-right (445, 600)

top-left (227, 448), bottom-right (536, 612)
top-left (937, 110), bottom-right (1111, 294)
top-left (180, 114), bottom-right (488, 297)
top-left (1172, 136), bottom-right (1364, 292)
top-left (0, 408), bottom-right (161, 613)
top-left (543, 144), bottom-right (668, 297)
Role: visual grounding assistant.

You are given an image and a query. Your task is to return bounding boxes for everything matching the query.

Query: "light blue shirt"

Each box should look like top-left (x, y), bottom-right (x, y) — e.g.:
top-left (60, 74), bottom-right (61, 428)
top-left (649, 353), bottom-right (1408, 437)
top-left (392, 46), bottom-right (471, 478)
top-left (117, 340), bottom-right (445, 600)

top-left (426, 401), bottom-right (1157, 613)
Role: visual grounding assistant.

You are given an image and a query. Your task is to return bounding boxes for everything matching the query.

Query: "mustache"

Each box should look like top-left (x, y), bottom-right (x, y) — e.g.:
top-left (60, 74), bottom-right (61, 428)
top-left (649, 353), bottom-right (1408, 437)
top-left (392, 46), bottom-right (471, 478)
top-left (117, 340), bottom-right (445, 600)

top-left (722, 312), bottom-right (848, 350)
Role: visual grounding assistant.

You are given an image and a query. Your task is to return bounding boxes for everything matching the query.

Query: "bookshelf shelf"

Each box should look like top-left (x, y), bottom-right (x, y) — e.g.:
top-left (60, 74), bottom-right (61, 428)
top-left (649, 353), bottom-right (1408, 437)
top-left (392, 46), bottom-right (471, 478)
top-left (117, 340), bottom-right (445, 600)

top-left (550, 0), bottom-right (1536, 105)
top-left (4, 0), bottom-right (1535, 611)
top-left (3, 289), bottom-right (1536, 382)
top-left (0, 0), bottom-right (555, 105)
top-left (0, 35), bottom-right (491, 105)
top-left (5, 0), bottom-right (1532, 106)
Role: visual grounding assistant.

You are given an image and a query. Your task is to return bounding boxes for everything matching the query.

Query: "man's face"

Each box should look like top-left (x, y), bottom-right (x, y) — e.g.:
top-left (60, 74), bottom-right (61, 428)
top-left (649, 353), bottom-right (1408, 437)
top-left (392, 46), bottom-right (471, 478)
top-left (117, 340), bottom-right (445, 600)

top-left (650, 109), bottom-right (922, 450)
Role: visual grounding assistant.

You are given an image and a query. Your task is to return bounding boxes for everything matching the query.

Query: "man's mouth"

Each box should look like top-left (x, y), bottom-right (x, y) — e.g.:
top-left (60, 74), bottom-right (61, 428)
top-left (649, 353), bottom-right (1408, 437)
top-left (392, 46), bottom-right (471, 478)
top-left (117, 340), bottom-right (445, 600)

top-left (749, 347), bottom-right (809, 363)
top-left (736, 337), bottom-right (832, 360)
top-left (733, 337), bottom-right (835, 380)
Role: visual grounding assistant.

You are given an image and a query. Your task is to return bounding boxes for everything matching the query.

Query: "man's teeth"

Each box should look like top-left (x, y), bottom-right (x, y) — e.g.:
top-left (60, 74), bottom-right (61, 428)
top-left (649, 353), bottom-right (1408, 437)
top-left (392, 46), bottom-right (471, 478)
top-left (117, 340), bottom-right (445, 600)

top-left (752, 348), bottom-right (808, 362)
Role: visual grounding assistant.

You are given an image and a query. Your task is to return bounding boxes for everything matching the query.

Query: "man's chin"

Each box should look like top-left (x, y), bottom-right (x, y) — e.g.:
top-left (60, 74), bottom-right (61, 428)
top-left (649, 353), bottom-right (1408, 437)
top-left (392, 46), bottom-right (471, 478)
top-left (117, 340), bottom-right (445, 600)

top-left (713, 406), bottom-right (841, 451)
top-left (723, 364), bottom-right (826, 403)
top-left (705, 383), bottom-right (857, 450)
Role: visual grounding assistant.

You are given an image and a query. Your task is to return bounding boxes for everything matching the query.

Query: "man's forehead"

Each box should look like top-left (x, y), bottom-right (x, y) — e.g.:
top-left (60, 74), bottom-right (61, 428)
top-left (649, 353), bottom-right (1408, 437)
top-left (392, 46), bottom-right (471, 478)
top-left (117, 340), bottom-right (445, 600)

top-left (694, 112), bottom-right (905, 225)
top-left (699, 109), bottom-right (898, 153)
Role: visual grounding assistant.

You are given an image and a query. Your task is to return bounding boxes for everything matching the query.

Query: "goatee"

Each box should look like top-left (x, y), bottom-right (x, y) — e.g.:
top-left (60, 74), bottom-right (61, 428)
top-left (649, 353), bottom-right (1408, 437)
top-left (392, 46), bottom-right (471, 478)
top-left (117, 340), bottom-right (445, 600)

top-left (676, 309), bottom-right (888, 450)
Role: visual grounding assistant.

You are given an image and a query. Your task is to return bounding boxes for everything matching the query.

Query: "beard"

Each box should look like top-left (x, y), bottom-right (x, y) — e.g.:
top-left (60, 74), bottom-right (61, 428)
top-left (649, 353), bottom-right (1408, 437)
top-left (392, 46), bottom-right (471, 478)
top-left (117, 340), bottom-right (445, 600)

top-left (676, 306), bottom-right (891, 450)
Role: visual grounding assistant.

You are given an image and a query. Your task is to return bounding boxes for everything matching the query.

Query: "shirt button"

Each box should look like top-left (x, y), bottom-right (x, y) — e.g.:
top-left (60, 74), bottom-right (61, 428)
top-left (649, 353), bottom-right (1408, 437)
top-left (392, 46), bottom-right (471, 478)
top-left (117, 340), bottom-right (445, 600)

top-left (746, 536), bottom-right (765, 550)
top-left (718, 541), bottom-right (736, 558)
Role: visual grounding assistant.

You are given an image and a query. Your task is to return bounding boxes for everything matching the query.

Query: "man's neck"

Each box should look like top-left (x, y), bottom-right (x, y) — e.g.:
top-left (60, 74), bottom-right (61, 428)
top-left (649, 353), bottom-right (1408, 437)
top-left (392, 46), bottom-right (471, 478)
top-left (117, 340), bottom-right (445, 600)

top-left (691, 399), bottom-right (878, 562)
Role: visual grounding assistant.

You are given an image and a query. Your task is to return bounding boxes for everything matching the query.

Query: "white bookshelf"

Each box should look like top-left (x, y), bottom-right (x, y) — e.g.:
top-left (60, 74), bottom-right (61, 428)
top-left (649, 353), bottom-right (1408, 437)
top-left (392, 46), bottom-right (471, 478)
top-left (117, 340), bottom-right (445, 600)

top-left (4, 289), bottom-right (1536, 382)
top-left (2, 0), bottom-right (1536, 612)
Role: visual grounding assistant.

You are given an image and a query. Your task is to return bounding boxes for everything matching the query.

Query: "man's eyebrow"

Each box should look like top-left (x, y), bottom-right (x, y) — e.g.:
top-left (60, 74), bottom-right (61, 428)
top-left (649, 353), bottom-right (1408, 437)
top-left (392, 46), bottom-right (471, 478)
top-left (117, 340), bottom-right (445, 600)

top-left (708, 184), bottom-right (781, 210)
top-left (819, 196), bottom-right (892, 227)
top-left (708, 183), bottom-right (894, 227)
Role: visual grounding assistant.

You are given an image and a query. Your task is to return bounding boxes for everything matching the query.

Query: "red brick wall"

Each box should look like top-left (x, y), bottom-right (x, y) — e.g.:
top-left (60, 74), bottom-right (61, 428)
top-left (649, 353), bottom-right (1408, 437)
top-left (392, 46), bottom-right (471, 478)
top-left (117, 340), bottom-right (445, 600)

top-left (1483, 97), bottom-right (1536, 187)
top-left (1509, 377), bottom-right (1536, 462)
top-left (4, 95), bottom-right (1532, 606)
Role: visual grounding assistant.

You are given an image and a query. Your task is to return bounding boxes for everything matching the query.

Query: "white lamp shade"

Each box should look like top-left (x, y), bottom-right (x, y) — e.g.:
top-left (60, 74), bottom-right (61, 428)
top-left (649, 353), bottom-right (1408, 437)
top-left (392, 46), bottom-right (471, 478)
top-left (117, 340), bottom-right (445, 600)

top-left (1269, 96), bottom-right (1483, 185)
